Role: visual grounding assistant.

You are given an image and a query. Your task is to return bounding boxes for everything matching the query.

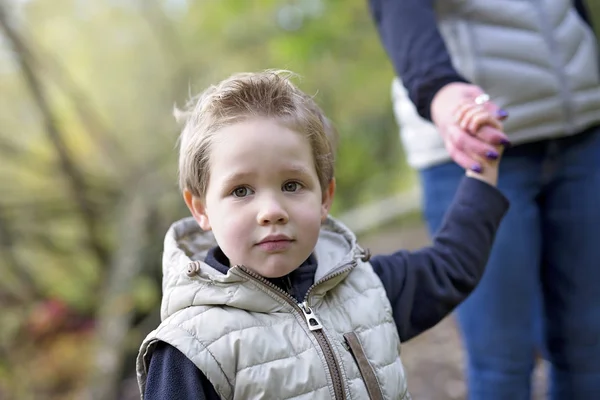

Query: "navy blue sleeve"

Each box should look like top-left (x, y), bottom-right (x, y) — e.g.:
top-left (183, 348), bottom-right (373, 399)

top-left (368, 0), bottom-right (469, 120)
top-left (370, 177), bottom-right (509, 342)
top-left (145, 341), bottom-right (221, 400)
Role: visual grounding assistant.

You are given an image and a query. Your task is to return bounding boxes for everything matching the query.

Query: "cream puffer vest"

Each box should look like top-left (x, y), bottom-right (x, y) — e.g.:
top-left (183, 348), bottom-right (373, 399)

top-left (136, 216), bottom-right (410, 400)
top-left (392, 0), bottom-right (600, 168)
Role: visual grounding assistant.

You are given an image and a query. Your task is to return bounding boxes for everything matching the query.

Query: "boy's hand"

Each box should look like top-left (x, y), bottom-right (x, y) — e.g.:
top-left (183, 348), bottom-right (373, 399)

top-left (465, 146), bottom-right (502, 187)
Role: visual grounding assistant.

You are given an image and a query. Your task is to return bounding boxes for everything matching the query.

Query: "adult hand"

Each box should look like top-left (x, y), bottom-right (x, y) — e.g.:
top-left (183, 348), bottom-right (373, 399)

top-left (430, 82), bottom-right (510, 172)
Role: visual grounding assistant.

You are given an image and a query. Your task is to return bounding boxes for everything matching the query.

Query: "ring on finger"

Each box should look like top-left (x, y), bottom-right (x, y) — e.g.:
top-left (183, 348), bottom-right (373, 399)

top-left (474, 93), bottom-right (490, 105)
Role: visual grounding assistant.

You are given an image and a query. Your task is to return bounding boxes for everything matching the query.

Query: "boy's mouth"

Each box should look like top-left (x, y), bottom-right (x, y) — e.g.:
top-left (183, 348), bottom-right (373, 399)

top-left (256, 234), bottom-right (294, 252)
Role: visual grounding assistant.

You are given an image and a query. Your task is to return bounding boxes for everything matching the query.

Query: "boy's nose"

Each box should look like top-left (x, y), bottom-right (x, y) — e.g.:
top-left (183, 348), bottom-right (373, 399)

top-left (257, 200), bottom-right (289, 225)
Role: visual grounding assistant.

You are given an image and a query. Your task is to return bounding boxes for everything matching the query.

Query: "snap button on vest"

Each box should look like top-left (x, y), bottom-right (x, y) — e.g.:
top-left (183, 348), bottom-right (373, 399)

top-left (360, 248), bottom-right (371, 262)
top-left (186, 261), bottom-right (201, 277)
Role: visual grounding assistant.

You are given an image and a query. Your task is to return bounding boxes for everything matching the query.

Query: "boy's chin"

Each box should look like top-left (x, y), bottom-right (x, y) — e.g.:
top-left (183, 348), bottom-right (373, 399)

top-left (257, 267), bottom-right (296, 279)
top-left (249, 261), bottom-right (300, 279)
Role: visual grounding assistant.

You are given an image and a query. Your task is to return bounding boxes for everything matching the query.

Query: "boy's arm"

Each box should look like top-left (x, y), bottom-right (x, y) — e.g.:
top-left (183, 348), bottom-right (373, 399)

top-left (369, 176), bottom-right (509, 342)
top-left (145, 341), bottom-right (220, 400)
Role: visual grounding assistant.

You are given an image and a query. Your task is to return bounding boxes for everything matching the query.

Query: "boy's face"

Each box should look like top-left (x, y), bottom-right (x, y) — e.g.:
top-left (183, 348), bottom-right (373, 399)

top-left (185, 117), bottom-right (335, 278)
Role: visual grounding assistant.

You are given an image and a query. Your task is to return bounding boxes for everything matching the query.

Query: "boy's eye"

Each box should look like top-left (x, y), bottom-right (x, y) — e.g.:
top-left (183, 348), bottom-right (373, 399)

top-left (282, 181), bottom-right (301, 192)
top-left (232, 186), bottom-right (253, 198)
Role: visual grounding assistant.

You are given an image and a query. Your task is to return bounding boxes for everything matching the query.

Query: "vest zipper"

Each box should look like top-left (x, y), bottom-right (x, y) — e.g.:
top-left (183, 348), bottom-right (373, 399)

top-left (235, 262), bottom-right (356, 400)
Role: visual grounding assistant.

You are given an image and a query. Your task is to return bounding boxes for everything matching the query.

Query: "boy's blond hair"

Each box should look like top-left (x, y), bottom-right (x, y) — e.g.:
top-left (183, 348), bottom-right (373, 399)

top-left (176, 70), bottom-right (337, 198)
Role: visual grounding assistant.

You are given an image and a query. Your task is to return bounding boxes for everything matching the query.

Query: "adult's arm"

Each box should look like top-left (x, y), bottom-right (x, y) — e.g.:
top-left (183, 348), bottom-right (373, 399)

top-left (368, 0), bottom-right (469, 120)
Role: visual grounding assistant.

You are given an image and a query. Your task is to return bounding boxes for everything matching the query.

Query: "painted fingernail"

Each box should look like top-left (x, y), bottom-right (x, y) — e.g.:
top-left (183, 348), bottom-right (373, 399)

top-left (500, 138), bottom-right (512, 147)
top-left (471, 164), bottom-right (483, 173)
top-left (496, 109), bottom-right (509, 120)
top-left (486, 151), bottom-right (499, 160)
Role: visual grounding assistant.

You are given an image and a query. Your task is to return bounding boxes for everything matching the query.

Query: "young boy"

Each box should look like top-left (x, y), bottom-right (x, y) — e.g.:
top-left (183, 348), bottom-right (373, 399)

top-left (136, 70), bottom-right (508, 399)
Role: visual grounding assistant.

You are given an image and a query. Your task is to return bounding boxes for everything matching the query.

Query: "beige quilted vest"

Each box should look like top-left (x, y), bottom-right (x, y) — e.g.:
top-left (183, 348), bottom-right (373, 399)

top-left (136, 216), bottom-right (410, 400)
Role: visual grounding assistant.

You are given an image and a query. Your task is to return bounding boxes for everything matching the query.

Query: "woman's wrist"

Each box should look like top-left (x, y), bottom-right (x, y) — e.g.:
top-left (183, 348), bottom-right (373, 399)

top-left (419, 76), bottom-right (470, 121)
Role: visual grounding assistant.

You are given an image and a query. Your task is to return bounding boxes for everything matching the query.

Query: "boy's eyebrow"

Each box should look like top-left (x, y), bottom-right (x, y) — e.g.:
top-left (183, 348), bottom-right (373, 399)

top-left (281, 164), bottom-right (313, 177)
top-left (220, 171), bottom-right (255, 188)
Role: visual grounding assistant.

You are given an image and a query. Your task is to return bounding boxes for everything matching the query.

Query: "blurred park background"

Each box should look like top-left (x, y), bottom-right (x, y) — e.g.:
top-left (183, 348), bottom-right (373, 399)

top-left (1, 0), bottom-right (599, 399)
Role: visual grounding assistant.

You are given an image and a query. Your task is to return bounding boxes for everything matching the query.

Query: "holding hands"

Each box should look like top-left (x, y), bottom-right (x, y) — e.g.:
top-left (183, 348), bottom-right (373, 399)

top-left (431, 82), bottom-right (510, 186)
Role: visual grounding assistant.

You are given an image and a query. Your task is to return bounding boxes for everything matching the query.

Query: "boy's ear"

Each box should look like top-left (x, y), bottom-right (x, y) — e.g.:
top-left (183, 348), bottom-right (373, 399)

top-left (183, 189), bottom-right (212, 231)
top-left (321, 178), bottom-right (336, 222)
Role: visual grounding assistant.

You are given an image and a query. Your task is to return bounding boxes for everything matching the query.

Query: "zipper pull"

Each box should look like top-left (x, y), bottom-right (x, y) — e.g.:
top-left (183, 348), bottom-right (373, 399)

top-left (299, 301), bottom-right (323, 331)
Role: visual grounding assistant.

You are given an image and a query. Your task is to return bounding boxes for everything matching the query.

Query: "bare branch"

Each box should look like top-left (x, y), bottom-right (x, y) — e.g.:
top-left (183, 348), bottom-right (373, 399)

top-left (31, 48), bottom-right (130, 176)
top-left (85, 173), bottom-right (159, 400)
top-left (0, 4), bottom-right (109, 265)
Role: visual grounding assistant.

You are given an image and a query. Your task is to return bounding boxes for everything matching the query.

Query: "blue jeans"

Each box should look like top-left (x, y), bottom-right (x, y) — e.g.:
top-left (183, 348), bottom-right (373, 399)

top-left (419, 126), bottom-right (600, 399)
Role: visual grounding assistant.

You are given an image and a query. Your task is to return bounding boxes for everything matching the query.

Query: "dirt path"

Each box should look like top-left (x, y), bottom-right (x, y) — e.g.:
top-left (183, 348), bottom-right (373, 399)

top-left (359, 222), bottom-right (547, 399)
